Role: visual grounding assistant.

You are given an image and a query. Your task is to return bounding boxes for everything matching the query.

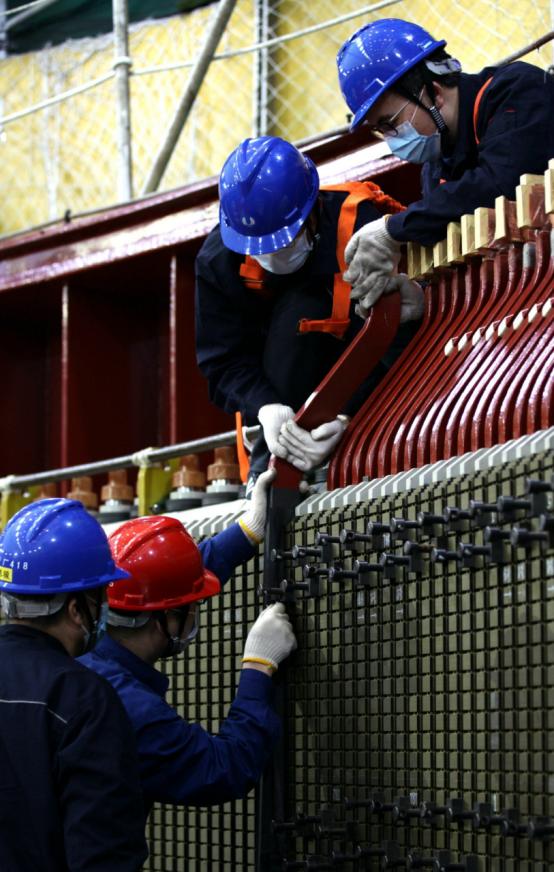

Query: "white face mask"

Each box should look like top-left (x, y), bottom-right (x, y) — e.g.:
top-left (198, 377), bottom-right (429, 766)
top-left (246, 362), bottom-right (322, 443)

top-left (253, 227), bottom-right (313, 274)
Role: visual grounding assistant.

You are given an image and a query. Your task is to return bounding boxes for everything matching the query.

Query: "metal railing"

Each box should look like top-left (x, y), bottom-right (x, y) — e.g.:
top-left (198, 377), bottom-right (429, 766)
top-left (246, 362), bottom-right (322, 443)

top-left (0, 425), bottom-right (260, 492)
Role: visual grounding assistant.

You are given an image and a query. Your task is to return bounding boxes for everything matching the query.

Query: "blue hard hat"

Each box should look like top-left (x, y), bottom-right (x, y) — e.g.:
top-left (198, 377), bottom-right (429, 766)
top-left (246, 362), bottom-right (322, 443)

top-left (219, 136), bottom-right (320, 255)
top-left (337, 18), bottom-right (446, 130)
top-left (0, 498), bottom-right (130, 595)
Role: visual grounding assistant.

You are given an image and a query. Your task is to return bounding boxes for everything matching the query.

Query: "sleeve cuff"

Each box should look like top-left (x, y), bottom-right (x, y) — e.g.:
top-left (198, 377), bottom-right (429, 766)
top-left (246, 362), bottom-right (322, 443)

top-left (236, 667), bottom-right (275, 703)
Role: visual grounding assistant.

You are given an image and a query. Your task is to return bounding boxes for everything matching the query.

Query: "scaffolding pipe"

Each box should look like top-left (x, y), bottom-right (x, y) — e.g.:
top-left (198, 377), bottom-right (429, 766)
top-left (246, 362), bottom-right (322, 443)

top-left (0, 426), bottom-right (261, 492)
top-left (113, 0), bottom-right (133, 200)
top-left (4, 0), bottom-right (58, 30)
top-left (141, 0), bottom-right (238, 195)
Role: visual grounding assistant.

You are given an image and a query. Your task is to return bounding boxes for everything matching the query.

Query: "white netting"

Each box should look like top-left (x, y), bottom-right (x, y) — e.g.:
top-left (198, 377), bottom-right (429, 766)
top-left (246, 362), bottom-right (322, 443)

top-left (0, 0), bottom-right (552, 235)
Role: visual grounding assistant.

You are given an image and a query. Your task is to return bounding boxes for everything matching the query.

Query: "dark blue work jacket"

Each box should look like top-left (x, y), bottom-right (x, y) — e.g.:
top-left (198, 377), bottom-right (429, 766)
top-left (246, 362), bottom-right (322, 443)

top-left (388, 62), bottom-right (554, 246)
top-left (195, 190), bottom-right (383, 423)
top-left (80, 523), bottom-right (280, 816)
top-left (0, 624), bottom-right (148, 872)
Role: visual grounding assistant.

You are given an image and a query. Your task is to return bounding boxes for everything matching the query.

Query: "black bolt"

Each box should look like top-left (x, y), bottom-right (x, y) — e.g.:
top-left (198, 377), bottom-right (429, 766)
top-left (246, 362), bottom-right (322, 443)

top-left (393, 796), bottom-right (423, 823)
top-left (339, 528), bottom-right (372, 548)
top-left (443, 507), bottom-right (472, 532)
top-left (510, 525), bottom-right (548, 548)
top-left (380, 552), bottom-right (410, 580)
top-left (303, 564), bottom-right (330, 579)
top-left (431, 547), bottom-right (461, 565)
top-left (499, 808), bottom-right (527, 837)
top-left (328, 566), bottom-right (359, 582)
top-left (390, 517), bottom-right (420, 541)
top-left (458, 542), bottom-right (491, 569)
top-left (526, 478), bottom-right (554, 515)
top-left (528, 816), bottom-right (554, 840)
top-left (271, 548), bottom-right (295, 562)
top-left (469, 500), bottom-right (497, 527)
top-left (417, 511), bottom-right (447, 531)
top-left (496, 495), bottom-right (532, 521)
top-left (292, 544), bottom-right (322, 561)
top-left (446, 798), bottom-right (476, 824)
top-left (420, 801), bottom-right (447, 823)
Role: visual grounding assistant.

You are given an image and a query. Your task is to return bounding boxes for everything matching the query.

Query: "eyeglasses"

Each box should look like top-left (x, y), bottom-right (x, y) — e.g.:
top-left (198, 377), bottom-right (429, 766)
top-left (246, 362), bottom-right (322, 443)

top-left (364, 97), bottom-right (411, 138)
top-left (366, 91), bottom-right (423, 139)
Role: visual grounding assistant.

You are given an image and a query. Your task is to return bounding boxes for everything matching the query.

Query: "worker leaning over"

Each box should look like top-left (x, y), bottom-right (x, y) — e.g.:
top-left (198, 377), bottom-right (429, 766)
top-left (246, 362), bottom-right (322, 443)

top-left (80, 471), bottom-right (297, 816)
top-left (0, 498), bottom-right (148, 872)
top-left (336, 18), bottom-right (554, 312)
top-left (195, 136), bottom-right (424, 485)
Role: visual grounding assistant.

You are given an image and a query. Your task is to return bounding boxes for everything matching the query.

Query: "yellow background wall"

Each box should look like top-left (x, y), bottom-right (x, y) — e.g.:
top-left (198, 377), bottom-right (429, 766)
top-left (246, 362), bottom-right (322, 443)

top-left (0, 0), bottom-right (552, 235)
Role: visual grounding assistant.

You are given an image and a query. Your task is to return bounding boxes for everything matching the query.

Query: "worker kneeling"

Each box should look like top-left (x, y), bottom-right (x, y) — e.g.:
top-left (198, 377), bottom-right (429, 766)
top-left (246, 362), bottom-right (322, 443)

top-left (80, 513), bottom-right (296, 818)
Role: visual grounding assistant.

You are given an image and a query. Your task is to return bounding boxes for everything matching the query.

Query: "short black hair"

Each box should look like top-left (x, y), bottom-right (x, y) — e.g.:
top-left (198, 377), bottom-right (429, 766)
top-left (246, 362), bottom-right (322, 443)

top-left (391, 47), bottom-right (461, 104)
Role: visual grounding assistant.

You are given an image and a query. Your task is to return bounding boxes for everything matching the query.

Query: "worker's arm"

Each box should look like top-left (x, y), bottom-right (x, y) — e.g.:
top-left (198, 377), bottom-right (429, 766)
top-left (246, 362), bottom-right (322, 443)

top-left (195, 231), bottom-right (282, 422)
top-left (388, 62), bottom-right (554, 247)
top-left (134, 605), bottom-right (295, 807)
top-left (198, 469), bottom-right (276, 583)
top-left (56, 672), bottom-right (148, 872)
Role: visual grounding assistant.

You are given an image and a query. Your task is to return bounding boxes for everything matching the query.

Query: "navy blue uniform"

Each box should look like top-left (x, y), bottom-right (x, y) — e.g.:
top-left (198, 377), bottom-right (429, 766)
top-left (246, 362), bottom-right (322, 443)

top-left (195, 189), bottom-right (418, 472)
top-left (388, 62), bottom-right (554, 247)
top-left (81, 523), bottom-right (279, 816)
top-left (0, 624), bottom-right (147, 872)
top-left (195, 190), bottom-right (396, 424)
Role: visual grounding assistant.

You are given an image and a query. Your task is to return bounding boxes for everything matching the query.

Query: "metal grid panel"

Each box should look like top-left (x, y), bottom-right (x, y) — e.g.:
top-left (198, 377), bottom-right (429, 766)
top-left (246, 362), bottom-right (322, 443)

top-left (273, 450), bottom-right (554, 871)
top-left (144, 545), bottom-right (262, 871)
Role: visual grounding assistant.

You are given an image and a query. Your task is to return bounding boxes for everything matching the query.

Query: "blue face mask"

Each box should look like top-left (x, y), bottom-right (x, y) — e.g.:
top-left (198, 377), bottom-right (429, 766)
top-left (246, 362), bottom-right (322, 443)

top-left (385, 120), bottom-right (441, 164)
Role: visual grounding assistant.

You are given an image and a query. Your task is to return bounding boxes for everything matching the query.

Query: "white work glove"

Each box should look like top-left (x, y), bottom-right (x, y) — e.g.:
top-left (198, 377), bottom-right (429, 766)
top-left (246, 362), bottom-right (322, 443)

top-left (355, 273), bottom-right (424, 323)
top-left (344, 215), bottom-right (401, 316)
top-left (258, 403), bottom-right (295, 458)
top-left (392, 273), bottom-right (425, 323)
top-left (242, 602), bottom-right (297, 671)
top-left (277, 416), bottom-right (349, 472)
top-left (238, 467), bottom-right (276, 545)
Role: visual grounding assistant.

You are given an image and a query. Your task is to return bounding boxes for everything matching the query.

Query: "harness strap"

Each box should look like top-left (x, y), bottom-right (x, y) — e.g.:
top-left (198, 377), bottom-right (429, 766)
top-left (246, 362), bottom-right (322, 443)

top-left (239, 257), bottom-right (273, 298)
top-left (235, 411), bottom-right (250, 482)
top-left (298, 181), bottom-right (404, 338)
top-left (240, 180), bottom-right (405, 339)
top-left (473, 76), bottom-right (493, 145)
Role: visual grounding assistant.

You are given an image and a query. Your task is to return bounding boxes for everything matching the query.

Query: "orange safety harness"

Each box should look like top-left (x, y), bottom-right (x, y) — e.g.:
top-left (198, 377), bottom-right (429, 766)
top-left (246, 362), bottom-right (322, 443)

top-left (239, 180), bottom-right (405, 340)
top-left (473, 76), bottom-right (493, 145)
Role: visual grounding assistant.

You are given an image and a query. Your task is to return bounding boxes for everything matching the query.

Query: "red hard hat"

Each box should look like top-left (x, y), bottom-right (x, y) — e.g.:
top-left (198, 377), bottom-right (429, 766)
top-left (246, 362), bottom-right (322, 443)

top-left (107, 516), bottom-right (220, 611)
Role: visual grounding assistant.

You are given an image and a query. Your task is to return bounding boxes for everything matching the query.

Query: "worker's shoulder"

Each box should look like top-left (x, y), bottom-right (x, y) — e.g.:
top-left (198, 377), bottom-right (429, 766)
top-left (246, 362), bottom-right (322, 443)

top-left (485, 60), bottom-right (550, 91)
top-left (50, 655), bottom-right (131, 721)
top-left (196, 223), bottom-right (235, 267)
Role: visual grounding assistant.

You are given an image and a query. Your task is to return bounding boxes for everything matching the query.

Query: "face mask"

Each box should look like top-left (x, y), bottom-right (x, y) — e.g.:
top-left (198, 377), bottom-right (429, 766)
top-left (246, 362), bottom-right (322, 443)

top-left (253, 228), bottom-right (313, 274)
top-left (384, 120), bottom-right (441, 164)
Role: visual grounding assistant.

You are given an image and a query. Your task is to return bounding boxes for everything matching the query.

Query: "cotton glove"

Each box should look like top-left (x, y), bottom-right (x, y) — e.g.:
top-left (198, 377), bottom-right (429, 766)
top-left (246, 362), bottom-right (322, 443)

top-left (355, 273), bottom-right (424, 323)
top-left (242, 602), bottom-right (297, 671)
top-left (343, 215), bottom-right (401, 315)
top-left (277, 415), bottom-right (349, 472)
top-left (392, 273), bottom-right (425, 323)
top-left (238, 468), bottom-right (276, 545)
top-left (258, 403), bottom-right (295, 458)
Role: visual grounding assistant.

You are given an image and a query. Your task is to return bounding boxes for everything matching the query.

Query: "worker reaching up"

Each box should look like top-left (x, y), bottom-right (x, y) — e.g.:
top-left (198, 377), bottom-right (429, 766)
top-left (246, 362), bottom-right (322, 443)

top-left (337, 18), bottom-right (554, 312)
top-left (195, 136), bottom-right (424, 489)
top-left (80, 487), bottom-right (297, 818)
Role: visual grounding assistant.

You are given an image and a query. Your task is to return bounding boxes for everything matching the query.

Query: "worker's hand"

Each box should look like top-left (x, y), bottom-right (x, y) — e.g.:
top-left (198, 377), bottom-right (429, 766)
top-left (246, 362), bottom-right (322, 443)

top-left (343, 215), bottom-right (401, 312)
top-left (242, 602), bottom-right (297, 671)
top-left (277, 416), bottom-right (349, 472)
top-left (392, 273), bottom-right (425, 323)
top-left (258, 403), bottom-right (295, 457)
top-left (238, 468), bottom-right (276, 545)
top-left (355, 273), bottom-right (424, 323)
